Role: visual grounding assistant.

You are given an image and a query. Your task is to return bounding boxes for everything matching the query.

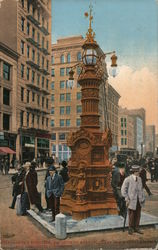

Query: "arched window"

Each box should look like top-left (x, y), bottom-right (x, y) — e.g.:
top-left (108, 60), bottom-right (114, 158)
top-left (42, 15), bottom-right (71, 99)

top-left (60, 54), bottom-right (64, 63)
top-left (67, 53), bottom-right (71, 63)
top-left (77, 51), bottom-right (82, 61)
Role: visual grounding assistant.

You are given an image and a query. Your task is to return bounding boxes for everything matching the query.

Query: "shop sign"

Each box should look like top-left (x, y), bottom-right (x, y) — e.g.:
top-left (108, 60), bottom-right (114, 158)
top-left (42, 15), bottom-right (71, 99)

top-left (25, 143), bottom-right (35, 148)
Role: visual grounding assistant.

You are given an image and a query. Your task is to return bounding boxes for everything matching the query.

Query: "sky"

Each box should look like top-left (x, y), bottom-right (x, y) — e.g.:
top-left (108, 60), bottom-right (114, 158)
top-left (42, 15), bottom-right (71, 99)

top-left (51, 0), bottom-right (158, 132)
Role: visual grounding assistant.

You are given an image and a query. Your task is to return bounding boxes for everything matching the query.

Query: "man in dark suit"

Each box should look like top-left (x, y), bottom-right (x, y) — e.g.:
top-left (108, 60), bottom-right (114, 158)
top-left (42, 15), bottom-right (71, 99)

top-left (9, 165), bottom-right (24, 209)
top-left (46, 166), bottom-right (64, 222)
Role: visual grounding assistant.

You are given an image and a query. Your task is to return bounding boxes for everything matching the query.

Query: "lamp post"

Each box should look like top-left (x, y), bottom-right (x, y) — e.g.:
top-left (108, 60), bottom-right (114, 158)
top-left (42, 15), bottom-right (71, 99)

top-left (60, 5), bottom-right (118, 219)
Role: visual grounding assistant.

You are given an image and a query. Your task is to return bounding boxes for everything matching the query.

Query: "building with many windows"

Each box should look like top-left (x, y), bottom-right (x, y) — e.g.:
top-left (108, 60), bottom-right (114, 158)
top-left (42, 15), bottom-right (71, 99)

top-left (0, 42), bottom-right (19, 152)
top-left (118, 107), bottom-right (146, 155)
top-left (0, 0), bottom-right (52, 162)
top-left (51, 35), bottom-right (120, 162)
top-left (146, 125), bottom-right (156, 155)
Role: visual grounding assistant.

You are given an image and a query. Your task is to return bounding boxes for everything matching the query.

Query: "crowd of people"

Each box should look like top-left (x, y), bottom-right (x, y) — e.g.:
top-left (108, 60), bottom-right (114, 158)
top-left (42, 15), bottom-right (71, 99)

top-left (9, 158), bottom-right (69, 222)
top-left (7, 154), bottom-right (158, 233)
top-left (111, 156), bottom-right (158, 235)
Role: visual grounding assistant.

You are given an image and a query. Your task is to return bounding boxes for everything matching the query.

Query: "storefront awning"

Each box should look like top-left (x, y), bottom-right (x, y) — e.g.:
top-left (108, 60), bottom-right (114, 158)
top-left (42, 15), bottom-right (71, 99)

top-left (0, 147), bottom-right (16, 154)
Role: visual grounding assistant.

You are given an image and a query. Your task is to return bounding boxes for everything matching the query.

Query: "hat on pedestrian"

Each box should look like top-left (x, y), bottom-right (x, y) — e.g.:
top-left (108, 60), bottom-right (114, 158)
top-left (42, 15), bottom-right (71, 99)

top-left (131, 165), bottom-right (140, 172)
top-left (24, 162), bottom-right (31, 168)
top-left (61, 160), bottom-right (67, 168)
top-left (118, 162), bottom-right (125, 168)
top-left (48, 165), bottom-right (56, 171)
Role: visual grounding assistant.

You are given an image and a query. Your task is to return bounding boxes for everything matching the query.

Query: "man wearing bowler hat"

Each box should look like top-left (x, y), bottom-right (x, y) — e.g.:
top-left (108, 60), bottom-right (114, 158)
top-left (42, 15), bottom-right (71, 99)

top-left (121, 165), bottom-right (145, 235)
top-left (46, 165), bottom-right (64, 222)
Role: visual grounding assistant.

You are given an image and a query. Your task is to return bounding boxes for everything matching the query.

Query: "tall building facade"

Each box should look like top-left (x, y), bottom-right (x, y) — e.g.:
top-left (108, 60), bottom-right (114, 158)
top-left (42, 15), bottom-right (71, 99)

top-left (51, 35), bottom-right (120, 162)
top-left (146, 125), bottom-right (155, 155)
top-left (118, 107), bottom-right (146, 154)
top-left (0, 0), bottom-right (52, 162)
top-left (0, 42), bottom-right (19, 151)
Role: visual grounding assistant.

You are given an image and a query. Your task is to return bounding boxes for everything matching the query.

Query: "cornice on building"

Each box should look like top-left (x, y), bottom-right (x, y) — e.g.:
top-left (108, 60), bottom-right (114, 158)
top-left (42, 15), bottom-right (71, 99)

top-left (0, 42), bottom-right (20, 61)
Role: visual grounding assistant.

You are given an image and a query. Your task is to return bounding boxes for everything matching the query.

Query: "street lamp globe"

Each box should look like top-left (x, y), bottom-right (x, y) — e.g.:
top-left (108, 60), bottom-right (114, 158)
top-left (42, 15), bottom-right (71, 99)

top-left (82, 47), bottom-right (98, 65)
top-left (109, 53), bottom-right (118, 78)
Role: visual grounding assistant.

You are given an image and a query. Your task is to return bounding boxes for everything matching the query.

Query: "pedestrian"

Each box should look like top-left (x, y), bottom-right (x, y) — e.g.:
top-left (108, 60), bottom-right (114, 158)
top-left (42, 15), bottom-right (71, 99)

top-left (148, 159), bottom-right (155, 182)
top-left (25, 161), bottom-right (43, 212)
top-left (0, 157), bottom-right (3, 174)
top-left (59, 160), bottom-right (69, 183)
top-left (154, 158), bottom-right (158, 182)
top-left (44, 157), bottom-right (55, 210)
top-left (46, 165), bottom-right (64, 222)
top-left (111, 162), bottom-right (126, 216)
top-left (121, 165), bottom-right (145, 235)
top-left (9, 165), bottom-right (24, 209)
top-left (139, 165), bottom-right (152, 196)
top-left (4, 158), bottom-right (9, 175)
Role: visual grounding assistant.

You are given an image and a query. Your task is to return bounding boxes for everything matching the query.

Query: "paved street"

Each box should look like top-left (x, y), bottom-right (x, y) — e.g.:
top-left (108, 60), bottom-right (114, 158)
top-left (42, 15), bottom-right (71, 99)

top-left (0, 172), bottom-right (158, 250)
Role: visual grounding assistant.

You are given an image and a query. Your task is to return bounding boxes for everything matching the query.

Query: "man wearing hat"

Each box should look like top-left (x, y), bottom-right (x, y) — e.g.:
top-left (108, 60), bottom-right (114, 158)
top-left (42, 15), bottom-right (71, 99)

top-left (121, 165), bottom-right (145, 235)
top-left (46, 165), bottom-right (64, 222)
top-left (111, 162), bottom-right (126, 216)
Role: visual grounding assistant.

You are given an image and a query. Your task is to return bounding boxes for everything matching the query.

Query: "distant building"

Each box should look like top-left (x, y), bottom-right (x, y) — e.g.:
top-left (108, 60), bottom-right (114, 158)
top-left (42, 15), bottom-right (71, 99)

top-left (146, 125), bottom-right (155, 155)
top-left (155, 134), bottom-right (158, 156)
top-left (51, 35), bottom-right (120, 162)
top-left (118, 107), bottom-right (146, 155)
top-left (0, 0), bottom-right (52, 162)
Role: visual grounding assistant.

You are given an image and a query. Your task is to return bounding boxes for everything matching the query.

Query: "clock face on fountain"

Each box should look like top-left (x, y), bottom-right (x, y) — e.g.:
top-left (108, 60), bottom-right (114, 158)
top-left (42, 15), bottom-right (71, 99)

top-left (77, 139), bottom-right (91, 155)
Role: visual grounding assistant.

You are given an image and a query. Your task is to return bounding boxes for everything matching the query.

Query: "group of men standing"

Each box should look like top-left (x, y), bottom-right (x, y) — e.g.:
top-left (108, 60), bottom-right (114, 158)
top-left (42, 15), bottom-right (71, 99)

top-left (9, 158), bottom-right (69, 221)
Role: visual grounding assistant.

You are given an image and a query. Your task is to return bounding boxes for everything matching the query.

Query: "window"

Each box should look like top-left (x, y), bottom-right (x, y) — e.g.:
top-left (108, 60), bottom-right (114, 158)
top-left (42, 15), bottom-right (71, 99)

top-left (26, 112), bottom-right (29, 126)
top-left (51, 120), bottom-right (54, 127)
top-left (121, 130), bottom-right (124, 136)
top-left (3, 62), bottom-right (10, 80)
top-left (77, 92), bottom-right (81, 100)
top-left (37, 52), bottom-right (40, 65)
top-left (77, 82), bottom-right (80, 88)
top-left (66, 119), bottom-right (70, 127)
top-left (60, 119), bottom-right (64, 127)
top-left (42, 97), bottom-right (44, 107)
top-left (42, 117), bottom-right (44, 126)
top-left (27, 67), bottom-right (30, 80)
top-left (125, 138), bottom-right (127, 145)
top-left (51, 107), bottom-right (54, 114)
top-left (42, 56), bottom-right (44, 68)
top-left (32, 6), bottom-right (35, 17)
top-left (3, 114), bottom-right (10, 131)
top-left (125, 130), bottom-right (127, 136)
top-left (42, 76), bottom-right (44, 88)
top-left (66, 93), bottom-right (71, 101)
top-left (51, 69), bottom-right (55, 76)
top-left (47, 21), bottom-right (49, 31)
top-left (60, 94), bottom-right (65, 102)
top-left (21, 64), bottom-right (24, 78)
top-left (21, 87), bottom-right (24, 101)
top-left (46, 60), bottom-right (49, 71)
top-left (21, 17), bottom-right (25, 32)
top-left (76, 118), bottom-right (81, 127)
top-left (32, 114), bottom-right (34, 126)
top-left (27, 0), bottom-right (30, 12)
top-left (60, 81), bottom-right (65, 89)
top-left (32, 49), bottom-right (35, 61)
top-left (76, 105), bottom-right (82, 113)
top-left (42, 16), bottom-right (45, 27)
top-left (67, 53), bottom-right (71, 63)
top-left (46, 41), bottom-right (49, 50)
top-left (121, 138), bottom-right (124, 145)
top-left (46, 79), bottom-right (49, 90)
top-left (32, 27), bottom-right (35, 40)
top-left (77, 51), bottom-right (82, 61)
top-left (66, 67), bottom-right (71, 76)
top-left (77, 66), bottom-right (81, 75)
top-left (37, 32), bottom-right (40, 44)
top-left (51, 82), bottom-right (54, 90)
top-left (37, 116), bottom-right (40, 126)
top-left (20, 111), bottom-right (24, 127)
top-left (3, 88), bottom-right (10, 105)
top-left (51, 133), bottom-right (56, 140)
top-left (27, 45), bottom-right (30, 58)
top-left (66, 106), bottom-right (71, 114)
top-left (42, 37), bottom-right (44, 48)
top-left (37, 95), bottom-right (40, 105)
top-left (32, 71), bottom-right (35, 83)
top-left (60, 55), bottom-right (64, 63)
top-left (27, 90), bottom-right (30, 103)
top-left (46, 118), bottom-right (48, 127)
top-left (51, 94), bottom-right (54, 102)
top-left (37, 74), bottom-right (40, 86)
top-left (21, 41), bottom-right (24, 54)
top-left (46, 99), bottom-right (48, 108)
top-left (21, 0), bottom-right (24, 8)
top-left (60, 68), bottom-right (64, 76)
top-left (59, 133), bottom-right (65, 140)
top-left (51, 56), bottom-right (54, 64)
top-left (32, 92), bottom-right (35, 102)
top-left (37, 11), bottom-right (40, 22)
top-left (60, 107), bottom-right (64, 115)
